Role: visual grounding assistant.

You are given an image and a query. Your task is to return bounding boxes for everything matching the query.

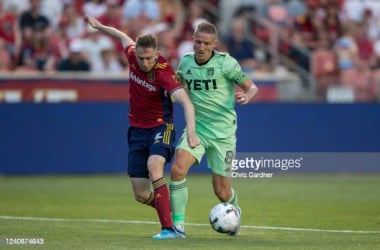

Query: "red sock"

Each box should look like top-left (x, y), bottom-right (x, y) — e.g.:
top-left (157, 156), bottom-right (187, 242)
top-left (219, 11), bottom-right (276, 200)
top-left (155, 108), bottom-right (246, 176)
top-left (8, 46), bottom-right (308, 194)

top-left (152, 177), bottom-right (173, 229)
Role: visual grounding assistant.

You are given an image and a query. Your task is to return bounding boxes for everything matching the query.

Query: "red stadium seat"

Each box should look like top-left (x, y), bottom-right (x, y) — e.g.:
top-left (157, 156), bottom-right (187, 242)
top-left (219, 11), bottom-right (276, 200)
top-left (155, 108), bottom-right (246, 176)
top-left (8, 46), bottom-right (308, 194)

top-left (311, 49), bottom-right (339, 97)
top-left (340, 69), bottom-right (376, 102)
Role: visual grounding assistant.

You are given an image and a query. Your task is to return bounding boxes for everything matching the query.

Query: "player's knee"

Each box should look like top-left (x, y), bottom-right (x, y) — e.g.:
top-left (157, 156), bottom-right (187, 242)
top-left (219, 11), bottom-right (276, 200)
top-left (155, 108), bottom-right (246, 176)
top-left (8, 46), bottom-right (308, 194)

top-left (133, 192), bottom-right (149, 204)
top-left (170, 162), bottom-right (187, 181)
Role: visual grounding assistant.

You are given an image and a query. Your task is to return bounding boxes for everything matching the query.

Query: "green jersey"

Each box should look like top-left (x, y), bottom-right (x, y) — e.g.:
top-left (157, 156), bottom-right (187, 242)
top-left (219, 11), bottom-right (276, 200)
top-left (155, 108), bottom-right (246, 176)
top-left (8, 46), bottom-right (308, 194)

top-left (177, 51), bottom-right (248, 139)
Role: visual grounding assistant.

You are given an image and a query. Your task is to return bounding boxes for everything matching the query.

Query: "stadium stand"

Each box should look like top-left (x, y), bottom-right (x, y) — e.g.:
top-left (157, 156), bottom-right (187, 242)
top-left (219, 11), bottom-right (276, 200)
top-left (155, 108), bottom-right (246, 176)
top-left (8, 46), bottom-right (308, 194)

top-left (0, 0), bottom-right (379, 102)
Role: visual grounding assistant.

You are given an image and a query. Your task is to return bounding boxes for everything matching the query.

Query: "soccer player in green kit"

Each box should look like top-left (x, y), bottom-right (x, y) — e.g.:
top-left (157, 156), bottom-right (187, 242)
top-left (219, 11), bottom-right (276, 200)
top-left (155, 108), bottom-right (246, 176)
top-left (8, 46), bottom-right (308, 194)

top-left (170, 22), bottom-right (258, 237)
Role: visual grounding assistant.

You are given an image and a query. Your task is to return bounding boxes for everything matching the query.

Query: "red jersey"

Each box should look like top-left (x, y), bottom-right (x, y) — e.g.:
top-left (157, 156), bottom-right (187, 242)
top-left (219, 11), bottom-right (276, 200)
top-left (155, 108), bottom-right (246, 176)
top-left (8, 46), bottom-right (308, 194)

top-left (125, 45), bottom-right (183, 128)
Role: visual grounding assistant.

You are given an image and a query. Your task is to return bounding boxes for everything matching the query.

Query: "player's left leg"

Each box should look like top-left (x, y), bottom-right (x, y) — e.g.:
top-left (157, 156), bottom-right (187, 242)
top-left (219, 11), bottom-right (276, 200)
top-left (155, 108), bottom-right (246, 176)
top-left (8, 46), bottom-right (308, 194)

top-left (211, 174), bottom-right (239, 207)
top-left (208, 138), bottom-right (241, 235)
top-left (211, 173), bottom-right (241, 236)
top-left (207, 137), bottom-right (239, 208)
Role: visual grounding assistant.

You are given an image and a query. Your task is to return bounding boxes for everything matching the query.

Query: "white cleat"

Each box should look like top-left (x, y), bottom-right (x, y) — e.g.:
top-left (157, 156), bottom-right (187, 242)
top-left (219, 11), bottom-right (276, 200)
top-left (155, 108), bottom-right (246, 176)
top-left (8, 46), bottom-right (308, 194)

top-left (173, 224), bottom-right (186, 238)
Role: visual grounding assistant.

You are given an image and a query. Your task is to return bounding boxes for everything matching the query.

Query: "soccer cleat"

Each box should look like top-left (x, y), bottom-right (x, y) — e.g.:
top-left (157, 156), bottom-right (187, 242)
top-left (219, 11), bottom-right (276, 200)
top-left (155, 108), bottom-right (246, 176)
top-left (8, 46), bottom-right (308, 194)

top-left (229, 206), bottom-right (241, 236)
top-left (152, 229), bottom-right (178, 240)
top-left (173, 225), bottom-right (186, 238)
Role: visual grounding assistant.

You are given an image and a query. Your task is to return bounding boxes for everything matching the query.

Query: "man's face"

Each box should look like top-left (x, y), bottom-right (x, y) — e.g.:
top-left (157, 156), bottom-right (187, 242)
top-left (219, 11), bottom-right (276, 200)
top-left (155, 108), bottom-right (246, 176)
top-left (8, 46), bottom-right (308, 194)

top-left (135, 47), bottom-right (158, 72)
top-left (193, 32), bottom-right (218, 64)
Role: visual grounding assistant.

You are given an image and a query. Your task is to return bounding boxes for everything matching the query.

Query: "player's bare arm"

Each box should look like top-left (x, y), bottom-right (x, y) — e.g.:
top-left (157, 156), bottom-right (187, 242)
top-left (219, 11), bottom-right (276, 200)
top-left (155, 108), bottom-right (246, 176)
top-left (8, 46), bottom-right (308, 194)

top-left (235, 80), bottom-right (258, 105)
top-left (171, 88), bottom-right (200, 148)
top-left (83, 15), bottom-right (134, 49)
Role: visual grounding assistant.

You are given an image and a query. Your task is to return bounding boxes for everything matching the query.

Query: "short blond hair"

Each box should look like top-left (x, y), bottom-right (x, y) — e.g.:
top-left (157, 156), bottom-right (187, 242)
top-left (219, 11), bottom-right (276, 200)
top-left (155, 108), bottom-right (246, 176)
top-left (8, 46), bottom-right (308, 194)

top-left (194, 22), bottom-right (217, 36)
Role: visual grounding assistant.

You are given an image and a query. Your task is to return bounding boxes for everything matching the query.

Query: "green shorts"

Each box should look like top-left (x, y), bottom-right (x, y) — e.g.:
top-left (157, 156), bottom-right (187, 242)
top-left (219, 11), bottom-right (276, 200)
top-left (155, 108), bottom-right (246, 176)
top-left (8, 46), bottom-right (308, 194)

top-left (176, 129), bottom-right (236, 176)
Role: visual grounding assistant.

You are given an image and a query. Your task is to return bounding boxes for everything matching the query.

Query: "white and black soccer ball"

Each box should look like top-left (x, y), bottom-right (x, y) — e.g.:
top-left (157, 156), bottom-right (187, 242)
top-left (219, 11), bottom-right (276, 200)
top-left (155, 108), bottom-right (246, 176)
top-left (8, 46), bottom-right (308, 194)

top-left (209, 203), bottom-right (240, 233)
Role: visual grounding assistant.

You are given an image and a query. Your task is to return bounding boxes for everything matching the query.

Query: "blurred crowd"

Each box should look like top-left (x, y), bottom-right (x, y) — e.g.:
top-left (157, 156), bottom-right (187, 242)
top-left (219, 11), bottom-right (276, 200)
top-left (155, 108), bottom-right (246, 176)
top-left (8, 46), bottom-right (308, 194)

top-left (0, 0), bottom-right (219, 75)
top-left (233, 0), bottom-right (380, 101)
top-left (0, 0), bottom-right (379, 100)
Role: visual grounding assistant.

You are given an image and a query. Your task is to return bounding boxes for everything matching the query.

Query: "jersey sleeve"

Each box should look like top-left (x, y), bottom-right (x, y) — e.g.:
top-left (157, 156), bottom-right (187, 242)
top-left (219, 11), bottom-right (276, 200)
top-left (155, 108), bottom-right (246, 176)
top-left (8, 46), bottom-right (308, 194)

top-left (222, 54), bottom-right (249, 86)
top-left (124, 45), bottom-right (135, 62)
top-left (158, 64), bottom-right (183, 94)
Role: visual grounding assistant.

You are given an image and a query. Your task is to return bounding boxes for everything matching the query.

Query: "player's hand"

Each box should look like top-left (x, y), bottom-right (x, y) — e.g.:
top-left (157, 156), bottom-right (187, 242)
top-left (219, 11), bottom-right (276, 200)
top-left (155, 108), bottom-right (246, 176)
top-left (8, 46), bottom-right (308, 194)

top-left (187, 131), bottom-right (200, 149)
top-left (83, 15), bottom-right (100, 29)
top-left (235, 92), bottom-right (249, 105)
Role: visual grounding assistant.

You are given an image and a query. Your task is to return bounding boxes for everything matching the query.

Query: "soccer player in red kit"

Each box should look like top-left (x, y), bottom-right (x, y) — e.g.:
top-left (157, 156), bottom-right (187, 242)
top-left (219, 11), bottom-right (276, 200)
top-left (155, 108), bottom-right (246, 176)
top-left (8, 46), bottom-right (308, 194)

top-left (84, 16), bottom-right (200, 240)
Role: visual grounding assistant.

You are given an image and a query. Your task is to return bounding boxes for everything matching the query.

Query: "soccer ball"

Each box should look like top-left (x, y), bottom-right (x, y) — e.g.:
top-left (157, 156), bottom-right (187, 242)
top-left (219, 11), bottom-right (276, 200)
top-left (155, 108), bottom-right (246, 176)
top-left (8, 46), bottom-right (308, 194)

top-left (209, 203), bottom-right (240, 233)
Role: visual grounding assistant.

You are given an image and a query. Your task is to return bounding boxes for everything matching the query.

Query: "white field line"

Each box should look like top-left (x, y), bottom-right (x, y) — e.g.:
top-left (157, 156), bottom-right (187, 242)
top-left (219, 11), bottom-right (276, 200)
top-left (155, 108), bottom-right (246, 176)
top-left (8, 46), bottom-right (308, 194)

top-left (1, 215), bottom-right (379, 235)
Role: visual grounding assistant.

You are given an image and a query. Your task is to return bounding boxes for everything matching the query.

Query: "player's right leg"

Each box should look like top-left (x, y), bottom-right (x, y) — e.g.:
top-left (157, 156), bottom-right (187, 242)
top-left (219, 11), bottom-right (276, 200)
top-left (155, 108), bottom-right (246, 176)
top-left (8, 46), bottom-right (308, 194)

top-left (169, 149), bottom-right (195, 238)
top-left (130, 177), bottom-right (155, 207)
top-left (169, 131), bottom-right (204, 237)
top-left (127, 126), bottom-right (155, 206)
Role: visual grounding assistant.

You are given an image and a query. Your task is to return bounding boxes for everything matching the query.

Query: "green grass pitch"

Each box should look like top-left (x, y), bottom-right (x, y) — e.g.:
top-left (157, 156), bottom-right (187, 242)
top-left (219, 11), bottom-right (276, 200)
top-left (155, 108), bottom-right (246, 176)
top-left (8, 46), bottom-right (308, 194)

top-left (0, 174), bottom-right (379, 249)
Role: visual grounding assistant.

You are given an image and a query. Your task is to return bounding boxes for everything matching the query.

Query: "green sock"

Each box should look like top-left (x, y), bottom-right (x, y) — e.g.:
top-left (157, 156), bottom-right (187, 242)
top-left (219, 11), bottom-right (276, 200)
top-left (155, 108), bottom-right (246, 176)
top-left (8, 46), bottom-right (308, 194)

top-left (228, 188), bottom-right (239, 208)
top-left (169, 179), bottom-right (188, 224)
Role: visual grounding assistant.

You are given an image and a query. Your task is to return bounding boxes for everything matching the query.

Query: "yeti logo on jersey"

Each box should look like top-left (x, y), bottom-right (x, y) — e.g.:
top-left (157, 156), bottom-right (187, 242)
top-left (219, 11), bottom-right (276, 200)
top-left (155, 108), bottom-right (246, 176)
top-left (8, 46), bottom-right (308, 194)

top-left (186, 79), bottom-right (217, 90)
top-left (207, 68), bottom-right (214, 76)
top-left (186, 69), bottom-right (192, 74)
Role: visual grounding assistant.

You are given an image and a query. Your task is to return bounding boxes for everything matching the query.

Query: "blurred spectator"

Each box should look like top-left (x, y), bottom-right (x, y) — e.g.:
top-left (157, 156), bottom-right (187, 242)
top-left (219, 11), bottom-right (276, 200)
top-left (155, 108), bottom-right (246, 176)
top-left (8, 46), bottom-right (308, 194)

top-left (46, 22), bottom-right (71, 70)
top-left (293, 4), bottom-right (320, 50)
top-left (218, 0), bottom-right (258, 36)
top-left (323, 3), bottom-right (342, 47)
top-left (56, 39), bottom-right (90, 72)
top-left (177, 0), bottom-right (209, 61)
top-left (31, 27), bottom-right (55, 71)
top-left (221, 16), bottom-right (256, 73)
top-left (354, 22), bottom-right (376, 69)
top-left (81, 26), bottom-right (114, 71)
top-left (156, 26), bottom-right (179, 67)
top-left (19, 0), bottom-right (50, 36)
top-left (333, 23), bottom-right (359, 71)
top-left (264, 0), bottom-right (289, 28)
top-left (287, 30), bottom-right (310, 71)
top-left (0, 39), bottom-right (11, 72)
top-left (1, 0), bottom-right (28, 15)
top-left (181, 0), bottom-right (208, 36)
top-left (40, 0), bottom-right (64, 30)
top-left (342, 0), bottom-right (365, 22)
top-left (362, 8), bottom-right (380, 42)
top-left (98, 0), bottom-right (122, 30)
top-left (18, 0), bottom-right (50, 69)
top-left (159, 0), bottom-right (184, 39)
top-left (0, 0), bottom-right (21, 68)
top-left (122, 0), bottom-right (160, 40)
top-left (98, 0), bottom-right (123, 56)
top-left (92, 46), bottom-right (124, 74)
top-left (286, 0), bottom-right (307, 21)
top-left (59, 3), bottom-right (86, 40)
top-left (82, 0), bottom-right (107, 18)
